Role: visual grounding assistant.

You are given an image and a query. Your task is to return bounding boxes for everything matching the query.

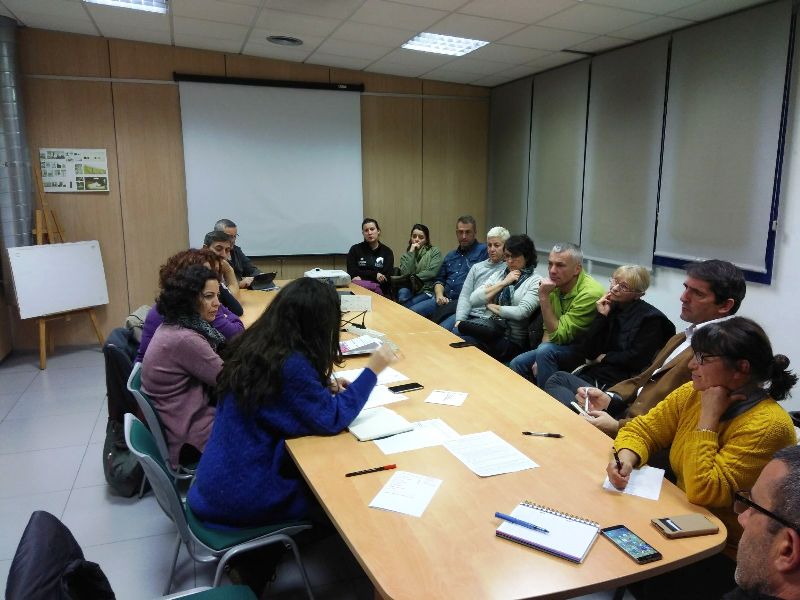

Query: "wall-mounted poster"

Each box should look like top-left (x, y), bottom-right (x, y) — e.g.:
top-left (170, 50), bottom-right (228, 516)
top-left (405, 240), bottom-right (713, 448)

top-left (38, 148), bottom-right (109, 193)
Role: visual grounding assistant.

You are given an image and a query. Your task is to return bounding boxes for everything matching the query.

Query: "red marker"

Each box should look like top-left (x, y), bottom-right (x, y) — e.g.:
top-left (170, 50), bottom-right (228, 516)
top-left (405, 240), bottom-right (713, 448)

top-left (345, 464), bottom-right (397, 477)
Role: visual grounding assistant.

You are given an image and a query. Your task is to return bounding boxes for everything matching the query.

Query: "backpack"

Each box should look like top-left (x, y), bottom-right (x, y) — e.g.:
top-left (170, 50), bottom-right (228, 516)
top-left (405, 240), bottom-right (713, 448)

top-left (102, 419), bottom-right (144, 498)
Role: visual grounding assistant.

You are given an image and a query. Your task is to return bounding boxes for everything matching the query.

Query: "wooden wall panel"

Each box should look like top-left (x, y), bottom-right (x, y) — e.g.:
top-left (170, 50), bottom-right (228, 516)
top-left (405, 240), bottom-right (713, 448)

top-left (110, 40), bottom-right (226, 80)
top-left (332, 69), bottom-right (421, 94)
top-left (225, 55), bottom-right (329, 82)
top-left (422, 98), bottom-right (489, 244)
top-left (16, 79), bottom-right (128, 348)
top-left (361, 96), bottom-right (423, 255)
top-left (113, 83), bottom-right (189, 309)
top-left (19, 29), bottom-right (109, 77)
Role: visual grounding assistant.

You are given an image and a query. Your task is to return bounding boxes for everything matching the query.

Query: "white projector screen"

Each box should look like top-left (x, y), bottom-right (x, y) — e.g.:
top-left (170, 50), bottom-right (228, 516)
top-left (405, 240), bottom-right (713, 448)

top-left (179, 81), bottom-right (363, 256)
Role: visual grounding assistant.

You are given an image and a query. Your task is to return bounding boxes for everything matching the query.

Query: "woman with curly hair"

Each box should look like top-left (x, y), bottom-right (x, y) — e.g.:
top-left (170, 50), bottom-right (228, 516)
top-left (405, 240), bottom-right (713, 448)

top-left (141, 264), bottom-right (224, 468)
top-left (136, 249), bottom-right (244, 361)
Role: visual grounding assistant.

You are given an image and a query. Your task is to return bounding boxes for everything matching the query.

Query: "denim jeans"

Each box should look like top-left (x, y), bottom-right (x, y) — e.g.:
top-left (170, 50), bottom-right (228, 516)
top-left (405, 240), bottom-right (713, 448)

top-left (508, 342), bottom-right (583, 386)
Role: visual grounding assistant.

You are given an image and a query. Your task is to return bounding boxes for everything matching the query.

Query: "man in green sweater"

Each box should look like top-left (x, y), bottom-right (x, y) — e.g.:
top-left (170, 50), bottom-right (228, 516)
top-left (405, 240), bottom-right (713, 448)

top-left (509, 242), bottom-right (604, 385)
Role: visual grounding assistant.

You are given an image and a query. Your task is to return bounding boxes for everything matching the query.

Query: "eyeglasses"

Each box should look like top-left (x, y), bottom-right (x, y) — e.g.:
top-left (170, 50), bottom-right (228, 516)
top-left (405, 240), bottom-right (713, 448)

top-left (609, 278), bottom-right (640, 294)
top-left (734, 490), bottom-right (800, 533)
top-left (692, 352), bottom-right (724, 365)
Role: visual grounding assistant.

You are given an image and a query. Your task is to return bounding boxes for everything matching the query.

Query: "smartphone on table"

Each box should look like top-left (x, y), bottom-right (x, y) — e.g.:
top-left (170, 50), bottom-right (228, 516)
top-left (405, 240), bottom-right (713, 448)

top-left (601, 525), bottom-right (662, 564)
top-left (388, 382), bottom-right (424, 394)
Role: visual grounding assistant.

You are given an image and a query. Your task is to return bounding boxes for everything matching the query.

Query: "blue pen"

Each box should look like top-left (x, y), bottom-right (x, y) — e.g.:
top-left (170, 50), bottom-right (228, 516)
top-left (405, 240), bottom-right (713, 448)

top-left (494, 512), bottom-right (549, 534)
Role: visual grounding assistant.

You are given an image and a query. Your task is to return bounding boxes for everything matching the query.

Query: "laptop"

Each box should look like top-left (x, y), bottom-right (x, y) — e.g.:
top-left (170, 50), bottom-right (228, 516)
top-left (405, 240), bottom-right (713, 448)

top-left (250, 272), bottom-right (278, 291)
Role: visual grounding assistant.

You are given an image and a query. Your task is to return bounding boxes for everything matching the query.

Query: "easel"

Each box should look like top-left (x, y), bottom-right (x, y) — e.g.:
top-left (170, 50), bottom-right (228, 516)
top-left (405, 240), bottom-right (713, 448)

top-left (30, 158), bottom-right (104, 369)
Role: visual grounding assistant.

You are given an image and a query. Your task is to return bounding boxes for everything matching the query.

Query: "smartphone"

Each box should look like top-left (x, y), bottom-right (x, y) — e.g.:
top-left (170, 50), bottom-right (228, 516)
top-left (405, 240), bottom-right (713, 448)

top-left (449, 341), bottom-right (475, 348)
top-left (601, 525), bottom-right (662, 564)
top-left (570, 400), bottom-right (591, 418)
top-left (388, 382), bottom-right (424, 394)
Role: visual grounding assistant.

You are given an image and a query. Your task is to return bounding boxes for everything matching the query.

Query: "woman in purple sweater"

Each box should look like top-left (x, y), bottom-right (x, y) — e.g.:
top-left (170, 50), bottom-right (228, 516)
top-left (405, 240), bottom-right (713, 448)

top-left (188, 277), bottom-right (397, 529)
top-left (141, 264), bottom-right (224, 468)
top-left (136, 249), bottom-right (244, 362)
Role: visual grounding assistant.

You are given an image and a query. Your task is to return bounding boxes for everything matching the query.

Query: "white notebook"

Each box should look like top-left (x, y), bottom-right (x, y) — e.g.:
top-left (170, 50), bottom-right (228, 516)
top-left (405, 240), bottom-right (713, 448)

top-left (495, 501), bottom-right (600, 563)
top-left (348, 406), bottom-right (413, 442)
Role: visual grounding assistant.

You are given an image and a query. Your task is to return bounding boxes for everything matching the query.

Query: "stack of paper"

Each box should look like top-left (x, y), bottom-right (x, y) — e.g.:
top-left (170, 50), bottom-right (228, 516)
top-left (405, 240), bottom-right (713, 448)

top-left (340, 335), bottom-right (382, 356)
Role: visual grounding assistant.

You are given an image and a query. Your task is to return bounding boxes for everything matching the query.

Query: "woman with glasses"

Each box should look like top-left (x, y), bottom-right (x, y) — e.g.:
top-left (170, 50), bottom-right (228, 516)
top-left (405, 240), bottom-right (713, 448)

top-left (455, 234), bottom-right (542, 361)
top-left (606, 316), bottom-right (797, 599)
top-left (543, 265), bottom-right (675, 405)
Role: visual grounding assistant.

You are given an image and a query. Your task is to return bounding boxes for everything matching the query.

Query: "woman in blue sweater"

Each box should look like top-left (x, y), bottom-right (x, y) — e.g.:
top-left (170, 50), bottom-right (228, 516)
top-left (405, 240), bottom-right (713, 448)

top-left (187, 277), bottom-right (397, 530)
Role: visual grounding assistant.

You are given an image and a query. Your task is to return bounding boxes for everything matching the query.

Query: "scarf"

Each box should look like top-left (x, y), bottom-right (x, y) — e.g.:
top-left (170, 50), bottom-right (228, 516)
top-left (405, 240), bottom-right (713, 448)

top-left (498, 266), bottom-right (534, 307)
top-left (169, 314), bottom-right (226, 351)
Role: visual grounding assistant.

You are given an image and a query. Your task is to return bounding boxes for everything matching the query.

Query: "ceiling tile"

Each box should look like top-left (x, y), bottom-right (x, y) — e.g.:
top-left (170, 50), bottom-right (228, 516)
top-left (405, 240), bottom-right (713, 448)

top-left (0, 7), bottom-right (14, 18)
top-left (669, 0), bottom-right (769, 22)
top-left (316, 38), bottom-right (392, 60)
top-left (459, 0), bottom-right (577, 24)
top-left (243, 39), bottom-right (315, 61)
top-left (249, 28), bottom-right (326, 50)
top-left (538, 3), bottom-right (654, 34)
top-left (500, 25), bottom-right (595, 51)
top-left (568, 35), bottom-right (630, 53)
top-left (331, 21), bottom-right (417, 47)
top-left (612, 15), bottom-right (692, 39)
top-left (472, 73), bottom-right (516, 87)
top-left (86, 3), bottom-right (169, 31)
top-left (264, 0), bottom-right (366, 20)
top-left (582, 0), bottom-right (699, 13)
top-left (495, 63), bottom-right (544, 79)
top-left (445, 55), bottom-right (514, 75)
top-left (350, 0), bottom-right (448, 31)
top-left (256, 9), bottom-right (341, 37)
top-left (422, 68), bottom-right (481, 84)
top-left (430, 13), bottom-right (526, 41)
top-left (174, 33), bottom-right (243, 53)
top-left (307, 52), bottom-right (373, 70)
top-left (170, 0), bottom-right (257, 26)
top-left (14, 13), bottom-right (99, 36)
top-left (4, 0), bottom-right (86, 19)
top-left (527, 51), bottom-right (583, 71)
top-left (173, 16), bottom-right (249, 41)
top-left (468, 43), bottom-right (550, 64)
top-left (377, 47), bottom-right (454, 69)
top-left (390, 0), bottom-right (470, 10)
top-left (221, 0), bottom-right (262, 6)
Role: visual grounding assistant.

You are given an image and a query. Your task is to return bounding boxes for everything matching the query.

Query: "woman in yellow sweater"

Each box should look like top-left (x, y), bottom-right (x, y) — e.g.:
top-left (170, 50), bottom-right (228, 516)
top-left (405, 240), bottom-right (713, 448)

top-left (607, 316), bottom-right (797, 600)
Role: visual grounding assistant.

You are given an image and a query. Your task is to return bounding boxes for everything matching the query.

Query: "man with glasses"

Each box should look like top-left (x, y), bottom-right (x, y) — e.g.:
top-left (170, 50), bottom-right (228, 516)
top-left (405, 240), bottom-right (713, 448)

top-left (214, 218), bottom-right (262, 288)
top-left (508, 242), bottom-right (604, 385)
top-left (580, 259), bottom-right (746, 438)
top-left (727, 445), bottom-right (800, 599)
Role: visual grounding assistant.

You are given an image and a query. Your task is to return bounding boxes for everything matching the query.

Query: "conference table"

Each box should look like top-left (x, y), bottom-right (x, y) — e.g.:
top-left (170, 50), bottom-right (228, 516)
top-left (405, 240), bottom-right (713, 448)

top-left (239, 285), bottom-right (726, 599)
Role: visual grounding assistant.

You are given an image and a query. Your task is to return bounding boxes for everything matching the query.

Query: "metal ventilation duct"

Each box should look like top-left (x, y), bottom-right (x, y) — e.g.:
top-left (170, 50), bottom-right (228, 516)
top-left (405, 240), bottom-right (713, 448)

top-left (0, 15), bottom-right (33, 261)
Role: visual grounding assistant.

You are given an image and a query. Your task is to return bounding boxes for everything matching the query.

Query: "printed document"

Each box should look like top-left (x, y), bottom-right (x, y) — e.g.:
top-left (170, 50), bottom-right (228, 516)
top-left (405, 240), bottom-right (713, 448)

top-left (443, 431), bottom-right (538, 477)
top-left (374, 419), bottom-right (460, 454)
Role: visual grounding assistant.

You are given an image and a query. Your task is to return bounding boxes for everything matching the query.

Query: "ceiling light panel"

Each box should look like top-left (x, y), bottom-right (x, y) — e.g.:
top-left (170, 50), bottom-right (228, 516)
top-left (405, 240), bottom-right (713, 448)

top-left (402, 32), bottom-right (489, 56)
top-left (84, 0), bottom-right (168, 14)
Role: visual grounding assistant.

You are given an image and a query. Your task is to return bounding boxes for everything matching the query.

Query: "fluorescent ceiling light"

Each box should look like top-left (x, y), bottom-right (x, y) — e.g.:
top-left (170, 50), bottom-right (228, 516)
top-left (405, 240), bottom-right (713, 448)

top-left (402, 32), bottom-right (488, 57)
top-left (84, 0), bottom-right (168, 13)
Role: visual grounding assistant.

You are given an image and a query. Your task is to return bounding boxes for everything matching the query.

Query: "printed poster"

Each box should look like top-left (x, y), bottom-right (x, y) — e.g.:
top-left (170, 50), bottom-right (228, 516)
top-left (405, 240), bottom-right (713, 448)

top-left (39, 148), bottom-right (109, 193)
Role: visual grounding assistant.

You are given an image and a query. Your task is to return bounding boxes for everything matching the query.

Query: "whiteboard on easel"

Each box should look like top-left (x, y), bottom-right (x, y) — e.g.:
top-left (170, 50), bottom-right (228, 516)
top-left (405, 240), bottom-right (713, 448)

top-left (7, 241), bottom-right (109, 319)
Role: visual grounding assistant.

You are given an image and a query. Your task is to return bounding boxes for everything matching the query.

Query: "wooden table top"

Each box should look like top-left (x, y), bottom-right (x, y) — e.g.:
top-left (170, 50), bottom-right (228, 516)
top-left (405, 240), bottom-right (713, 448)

top-left (239, 285), bottom-right (726, 600)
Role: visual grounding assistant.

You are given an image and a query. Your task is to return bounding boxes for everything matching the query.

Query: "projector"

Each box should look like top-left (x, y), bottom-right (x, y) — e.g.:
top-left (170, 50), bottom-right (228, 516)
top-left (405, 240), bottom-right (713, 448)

top-left (304, 268), bottom-right (352, 287)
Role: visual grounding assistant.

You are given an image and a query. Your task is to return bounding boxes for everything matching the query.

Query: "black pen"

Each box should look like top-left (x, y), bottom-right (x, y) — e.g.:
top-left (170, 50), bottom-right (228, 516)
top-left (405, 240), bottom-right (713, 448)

top-left (522, 432), bottom-right (563, 438)
top-left (612, 448), bottom-right (623, 471)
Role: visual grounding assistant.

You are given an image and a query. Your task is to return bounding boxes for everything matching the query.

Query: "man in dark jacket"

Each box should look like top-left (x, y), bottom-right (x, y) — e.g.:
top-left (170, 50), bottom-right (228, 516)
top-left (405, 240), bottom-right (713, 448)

top-left (214, 218), bottom-right (262, 288)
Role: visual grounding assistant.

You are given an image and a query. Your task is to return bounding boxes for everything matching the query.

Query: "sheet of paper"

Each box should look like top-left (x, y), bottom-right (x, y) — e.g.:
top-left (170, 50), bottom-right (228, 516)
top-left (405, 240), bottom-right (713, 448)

top-left (374, 419), bottom-right (460, 455)
top-left (603, 465), bottom-right (665, 501)
top-left (368, 470), bottom-right (442, 517)
top-left (424, 389), bottom-right (467, 407)
top-left (335, 367), bottom-right (409, 386)
top-left (363, 385), bottom-right (407, 410)
top-left (443, 431), bottom-right (538, 477)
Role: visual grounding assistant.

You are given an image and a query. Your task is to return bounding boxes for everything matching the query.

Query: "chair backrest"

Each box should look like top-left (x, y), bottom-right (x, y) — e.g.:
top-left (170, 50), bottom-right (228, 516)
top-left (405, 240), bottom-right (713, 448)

top-left (126, 362), bottom-right (173, 471)
top-left (123, 413), bottom-right (195, 547)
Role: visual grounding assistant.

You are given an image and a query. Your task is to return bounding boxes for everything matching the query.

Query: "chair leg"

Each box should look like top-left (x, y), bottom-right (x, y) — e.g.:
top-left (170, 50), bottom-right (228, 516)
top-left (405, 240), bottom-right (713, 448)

top-left (137, 475), bottom-right (147, 499)
top-left (165, 532), bottom-right (182, 595)
top-left (286, 538), bottom-right (315, 600)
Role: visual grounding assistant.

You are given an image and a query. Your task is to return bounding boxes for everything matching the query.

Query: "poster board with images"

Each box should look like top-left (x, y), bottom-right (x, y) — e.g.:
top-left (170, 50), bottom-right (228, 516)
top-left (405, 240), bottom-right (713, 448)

top-left (39, 148), bottom-right (109, 193)
top-left (7, 241), bottom-right (109, 319)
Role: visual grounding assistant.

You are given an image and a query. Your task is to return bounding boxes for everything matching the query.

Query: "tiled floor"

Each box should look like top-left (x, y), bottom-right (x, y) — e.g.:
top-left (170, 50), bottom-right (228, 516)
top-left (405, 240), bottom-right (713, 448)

top-left (0, 346), bottom-right (631, 600)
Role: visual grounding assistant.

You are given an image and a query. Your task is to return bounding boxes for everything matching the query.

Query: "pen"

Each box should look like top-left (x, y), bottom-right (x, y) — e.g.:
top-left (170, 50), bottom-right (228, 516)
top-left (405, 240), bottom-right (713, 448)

top-left (345, 464), bottom-right (396, 477)
top-left (612, 448), bottom-right (623, 471)
top-left (522, 432), bottom-right (563, 438)
top-left (495, 512), bottom-right (549, 534)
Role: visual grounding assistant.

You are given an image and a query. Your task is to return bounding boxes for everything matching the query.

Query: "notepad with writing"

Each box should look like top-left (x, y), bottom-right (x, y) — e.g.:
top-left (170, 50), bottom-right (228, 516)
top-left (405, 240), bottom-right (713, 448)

top-left (348, 406), bottom-right (414, 441)
top-left (495, 501), bottom-right (600, 563)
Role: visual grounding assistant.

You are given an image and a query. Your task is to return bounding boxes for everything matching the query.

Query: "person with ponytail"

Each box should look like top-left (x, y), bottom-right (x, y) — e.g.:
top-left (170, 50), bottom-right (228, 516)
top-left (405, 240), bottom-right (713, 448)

top-left (606, 316), bottom-right (798, 599)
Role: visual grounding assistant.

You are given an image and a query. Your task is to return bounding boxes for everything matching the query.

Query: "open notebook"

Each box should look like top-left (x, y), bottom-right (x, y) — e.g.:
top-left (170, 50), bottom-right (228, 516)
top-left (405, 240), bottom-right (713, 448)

top-left (495, 501), bottom-right (600, 563)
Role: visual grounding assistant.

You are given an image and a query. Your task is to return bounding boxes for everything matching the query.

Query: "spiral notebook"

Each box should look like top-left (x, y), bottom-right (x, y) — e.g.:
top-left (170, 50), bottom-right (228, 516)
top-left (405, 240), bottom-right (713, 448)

top-left (495, 500), bottom-right (600, 563)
